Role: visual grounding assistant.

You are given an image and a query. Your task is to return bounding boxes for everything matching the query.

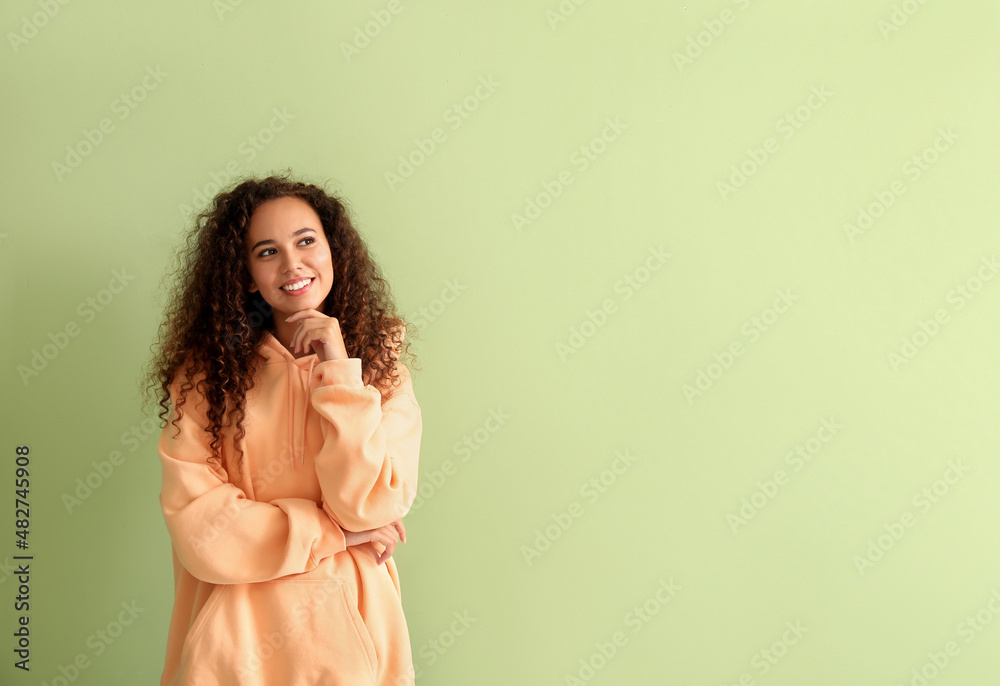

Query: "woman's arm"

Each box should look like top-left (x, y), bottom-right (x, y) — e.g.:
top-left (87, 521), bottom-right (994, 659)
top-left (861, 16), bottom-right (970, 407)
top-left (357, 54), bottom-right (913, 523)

top-left (158, 376), bottom-right (349, 585)
top-left (308, 357), bottom-right (422, 533)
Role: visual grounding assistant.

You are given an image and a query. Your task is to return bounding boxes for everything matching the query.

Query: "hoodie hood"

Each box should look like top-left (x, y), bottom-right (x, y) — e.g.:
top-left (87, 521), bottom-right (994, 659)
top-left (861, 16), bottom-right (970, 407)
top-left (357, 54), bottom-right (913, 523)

top-left (256, 331), bottom-right (319, 471)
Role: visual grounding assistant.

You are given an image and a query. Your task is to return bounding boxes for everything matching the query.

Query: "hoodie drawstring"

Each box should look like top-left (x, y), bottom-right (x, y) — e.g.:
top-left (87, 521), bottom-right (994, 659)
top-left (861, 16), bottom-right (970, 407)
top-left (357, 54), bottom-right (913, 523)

top-left (285, 355), bottom-right (319, 470)
top-left (259, 332), bottom-right (319, 471)
top-left (286, 364), bottom-right (295, 470)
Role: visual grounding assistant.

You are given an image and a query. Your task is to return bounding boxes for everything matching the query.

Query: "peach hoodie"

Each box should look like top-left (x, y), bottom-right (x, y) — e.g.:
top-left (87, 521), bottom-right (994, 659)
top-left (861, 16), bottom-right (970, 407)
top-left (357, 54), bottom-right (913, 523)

top-left (157, 330), bottom-right (421, 685)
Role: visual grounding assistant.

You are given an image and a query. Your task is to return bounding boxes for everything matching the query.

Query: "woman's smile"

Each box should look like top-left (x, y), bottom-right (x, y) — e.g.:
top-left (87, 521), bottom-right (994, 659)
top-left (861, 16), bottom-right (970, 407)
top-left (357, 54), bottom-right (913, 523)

top-left (280, 277), bottom-right (314, 294)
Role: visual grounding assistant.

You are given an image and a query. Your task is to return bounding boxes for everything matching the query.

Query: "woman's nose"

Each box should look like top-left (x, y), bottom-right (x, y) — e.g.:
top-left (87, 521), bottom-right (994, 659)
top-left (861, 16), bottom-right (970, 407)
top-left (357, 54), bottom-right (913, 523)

top-left (282, 255), bottom-right (304, 272)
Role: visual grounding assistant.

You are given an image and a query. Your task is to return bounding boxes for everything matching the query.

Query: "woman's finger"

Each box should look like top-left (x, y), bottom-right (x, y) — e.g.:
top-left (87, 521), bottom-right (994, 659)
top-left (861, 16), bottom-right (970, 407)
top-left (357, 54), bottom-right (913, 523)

top-left (377, 537), bottom-right (397, 564)
top-left (296, 319), bottom-right (324, 354)
top-left (296, 321), bottom-right (340, 356)
top-left (284, 310), bottom-right (326, 352)
top-left (296, 327), bottom-right (317, 355)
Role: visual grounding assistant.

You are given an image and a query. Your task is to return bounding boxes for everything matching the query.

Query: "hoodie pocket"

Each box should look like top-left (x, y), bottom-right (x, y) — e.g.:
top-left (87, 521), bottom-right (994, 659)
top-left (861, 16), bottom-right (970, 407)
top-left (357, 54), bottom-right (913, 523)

top-left (176, 579), bottom-right (378, 686)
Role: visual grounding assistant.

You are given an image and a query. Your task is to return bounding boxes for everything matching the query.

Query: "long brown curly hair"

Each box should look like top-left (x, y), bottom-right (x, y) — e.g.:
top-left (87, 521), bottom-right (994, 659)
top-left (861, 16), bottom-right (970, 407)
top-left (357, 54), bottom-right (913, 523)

top-left (139, 172), bottom-right (419, 474)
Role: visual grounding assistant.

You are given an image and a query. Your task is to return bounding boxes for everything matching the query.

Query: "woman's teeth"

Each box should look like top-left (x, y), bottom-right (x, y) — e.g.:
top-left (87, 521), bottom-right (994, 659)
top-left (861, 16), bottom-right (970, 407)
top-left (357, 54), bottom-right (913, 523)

top-left (281, 278), bottom-right (312, 291)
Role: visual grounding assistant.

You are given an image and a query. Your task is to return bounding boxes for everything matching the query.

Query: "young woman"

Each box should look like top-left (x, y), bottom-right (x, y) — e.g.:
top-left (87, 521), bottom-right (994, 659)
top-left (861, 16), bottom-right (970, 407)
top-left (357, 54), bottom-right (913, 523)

top-left (141, 174), bottom-right (422, 685)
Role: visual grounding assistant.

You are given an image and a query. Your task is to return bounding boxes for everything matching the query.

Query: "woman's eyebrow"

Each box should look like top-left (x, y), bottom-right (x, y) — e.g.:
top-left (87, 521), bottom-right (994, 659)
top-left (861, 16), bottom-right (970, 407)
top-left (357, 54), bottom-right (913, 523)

top-left (249, 227), bottom-right (316, 252)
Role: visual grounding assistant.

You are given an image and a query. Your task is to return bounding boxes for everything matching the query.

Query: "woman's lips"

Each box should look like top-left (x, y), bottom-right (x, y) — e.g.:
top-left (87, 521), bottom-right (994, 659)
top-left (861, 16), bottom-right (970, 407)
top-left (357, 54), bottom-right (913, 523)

top-left (280, 277), bottom-right (314, 295)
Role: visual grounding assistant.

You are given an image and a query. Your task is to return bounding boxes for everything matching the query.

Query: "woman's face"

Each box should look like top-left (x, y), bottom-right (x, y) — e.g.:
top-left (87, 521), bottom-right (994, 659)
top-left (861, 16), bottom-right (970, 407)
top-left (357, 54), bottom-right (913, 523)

top-left (244, 196), bottom-right (335, 320)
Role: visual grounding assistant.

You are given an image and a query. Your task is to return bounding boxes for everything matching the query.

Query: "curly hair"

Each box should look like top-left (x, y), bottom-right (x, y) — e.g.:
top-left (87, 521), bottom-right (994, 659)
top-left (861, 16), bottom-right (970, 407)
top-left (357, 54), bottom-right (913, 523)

top-left (139, 172), bottom-right (419, 475)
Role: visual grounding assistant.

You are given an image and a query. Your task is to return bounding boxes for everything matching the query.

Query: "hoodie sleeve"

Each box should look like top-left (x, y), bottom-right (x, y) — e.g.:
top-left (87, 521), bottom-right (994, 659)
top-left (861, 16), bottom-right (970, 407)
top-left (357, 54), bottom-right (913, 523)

top-left (308, 355), bottom-right (422, 532)
top-left (158, 375), bottom-right (348, 585)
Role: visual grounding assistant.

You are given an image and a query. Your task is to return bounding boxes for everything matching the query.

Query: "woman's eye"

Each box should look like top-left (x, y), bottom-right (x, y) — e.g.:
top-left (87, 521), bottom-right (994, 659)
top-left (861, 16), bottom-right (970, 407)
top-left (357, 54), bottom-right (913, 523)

top-left (256, 237), bottom-right (312, 257)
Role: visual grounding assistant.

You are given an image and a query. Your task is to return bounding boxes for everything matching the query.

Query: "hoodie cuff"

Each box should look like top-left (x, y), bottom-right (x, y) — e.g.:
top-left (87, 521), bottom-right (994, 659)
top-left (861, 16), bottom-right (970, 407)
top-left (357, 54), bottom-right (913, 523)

top-left (309, 507), bottom-right (349, 566)
top-left (311, 357), bottom-right (364, 390)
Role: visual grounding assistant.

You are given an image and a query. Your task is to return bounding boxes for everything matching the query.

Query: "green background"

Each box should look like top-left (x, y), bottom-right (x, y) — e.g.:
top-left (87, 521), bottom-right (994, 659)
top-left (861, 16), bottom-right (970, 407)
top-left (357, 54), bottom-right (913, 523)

top-left (2, 1), bottom-right (1000, 684)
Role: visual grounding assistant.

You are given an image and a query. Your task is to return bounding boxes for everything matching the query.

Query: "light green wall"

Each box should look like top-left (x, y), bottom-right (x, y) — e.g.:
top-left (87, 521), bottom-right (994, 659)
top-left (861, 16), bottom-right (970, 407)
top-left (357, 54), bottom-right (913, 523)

top-left (2, 1), bottom-right (1000, 683)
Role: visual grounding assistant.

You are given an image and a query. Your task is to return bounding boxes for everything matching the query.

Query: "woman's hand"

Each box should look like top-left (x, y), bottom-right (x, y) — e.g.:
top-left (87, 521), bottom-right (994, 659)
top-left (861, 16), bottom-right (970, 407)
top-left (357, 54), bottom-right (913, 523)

top-left (344, 519), bottom-right (407, 565)
top-left (285, 309), bottom-right (349, 362)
